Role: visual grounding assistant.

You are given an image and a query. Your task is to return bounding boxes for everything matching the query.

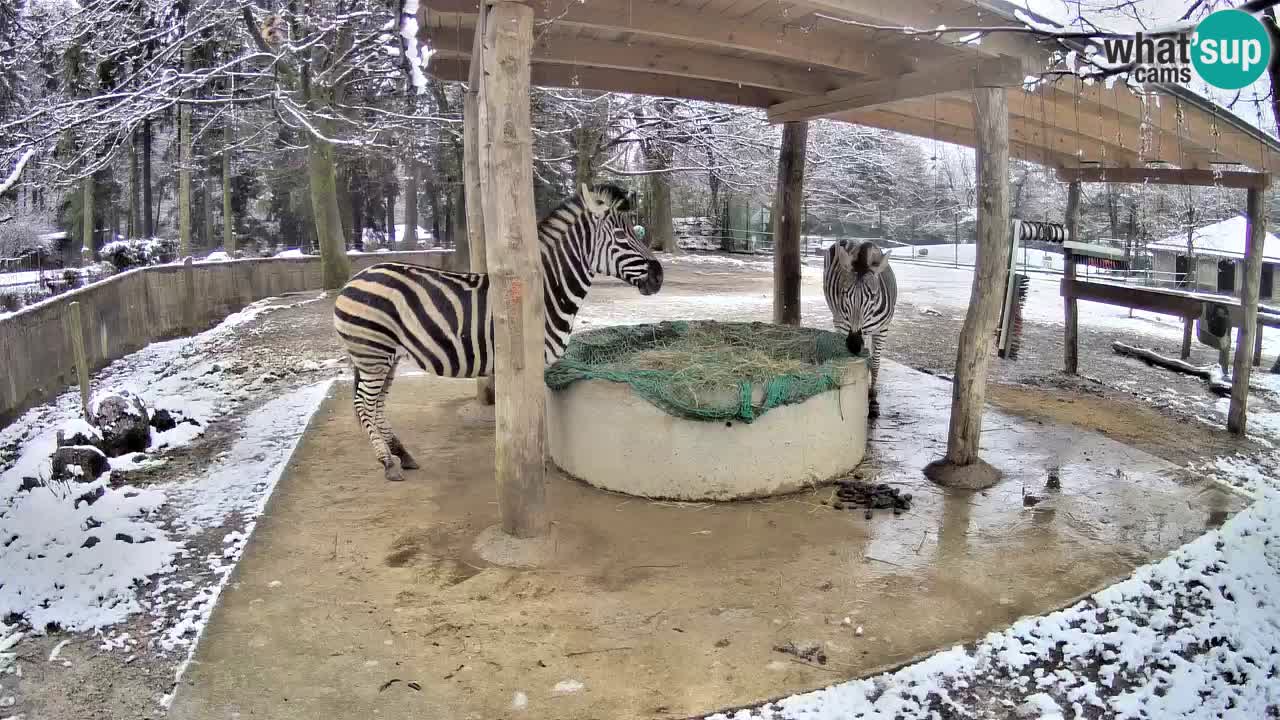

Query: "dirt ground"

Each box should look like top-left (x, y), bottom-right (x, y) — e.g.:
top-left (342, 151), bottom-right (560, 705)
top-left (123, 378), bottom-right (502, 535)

top-left (165, 365), bottom-right (1241, 720)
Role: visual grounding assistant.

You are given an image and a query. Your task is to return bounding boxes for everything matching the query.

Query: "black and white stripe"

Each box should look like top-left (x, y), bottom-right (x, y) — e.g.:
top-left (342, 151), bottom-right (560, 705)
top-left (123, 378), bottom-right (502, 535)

top-left (823, 239), bottom-right (897, 417)
top-left (333, 184), bottom-right (662, 480)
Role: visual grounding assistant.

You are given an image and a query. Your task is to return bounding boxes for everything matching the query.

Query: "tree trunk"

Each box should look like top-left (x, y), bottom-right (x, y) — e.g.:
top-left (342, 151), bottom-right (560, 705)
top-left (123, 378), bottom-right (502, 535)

top-left (1228, 188), bottom-right (1267, 434)
top-left (478, 0), bottom-right (545, 538)
top-left (464, 14), bottom-right (491, 403)
top-left (222, 146), bottom-right (235, 255)
top-left (645, 168), bottom-right (674, 252)
top-left (81, 174), bottom-right (94, 265)
top-left (142, 118), bottom-right (154, 238)
top-left (178, 43), bottom-right (193, 257)
top-left (405, 161), bottom-right (419, 248)
top-left (387, 186), bottom-right (398, 249)
top-left (352, 182), bottom-right (365, 252)
top-left (772, 121), bottom-right (807, 326)
top-left (925, 86), bottom-right (1009, 490)
top-left (203, 177), bottom-right (214, 253)
top-left (1063, 180), bottom-right (1081, 374)
top-left (307, 114), bottom-right (352, 288)
top-left (128, 133), bottom-right (139, 239)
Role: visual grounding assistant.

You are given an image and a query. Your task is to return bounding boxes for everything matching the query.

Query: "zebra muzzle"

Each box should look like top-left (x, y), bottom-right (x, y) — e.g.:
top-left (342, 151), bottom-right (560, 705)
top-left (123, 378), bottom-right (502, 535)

top-left (639, 260), bottom-right (663, 295)
top-left (847, 331), bottom-right (863, 355)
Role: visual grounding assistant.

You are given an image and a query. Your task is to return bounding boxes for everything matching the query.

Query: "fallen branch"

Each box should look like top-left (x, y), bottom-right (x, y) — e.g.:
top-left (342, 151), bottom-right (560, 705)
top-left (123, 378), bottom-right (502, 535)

top-left (1112, 341), bottom-right (1231, 396)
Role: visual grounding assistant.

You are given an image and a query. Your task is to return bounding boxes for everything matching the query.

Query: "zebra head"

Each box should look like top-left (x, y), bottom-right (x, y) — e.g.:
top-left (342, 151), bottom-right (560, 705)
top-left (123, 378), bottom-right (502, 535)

top-left (580, 183), bottom-right (663, 296)
top-left (829, 240), bottom-right (890, 355)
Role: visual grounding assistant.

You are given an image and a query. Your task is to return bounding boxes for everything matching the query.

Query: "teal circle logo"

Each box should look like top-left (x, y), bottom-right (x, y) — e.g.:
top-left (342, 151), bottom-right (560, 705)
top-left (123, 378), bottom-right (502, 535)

top-left (1192, 9), bottom-right (1272, 90)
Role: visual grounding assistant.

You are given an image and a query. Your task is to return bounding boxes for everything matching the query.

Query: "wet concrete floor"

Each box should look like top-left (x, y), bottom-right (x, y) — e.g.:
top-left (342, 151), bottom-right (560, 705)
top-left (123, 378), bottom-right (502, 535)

top-left (167, 362), bottom-right (1242, 720)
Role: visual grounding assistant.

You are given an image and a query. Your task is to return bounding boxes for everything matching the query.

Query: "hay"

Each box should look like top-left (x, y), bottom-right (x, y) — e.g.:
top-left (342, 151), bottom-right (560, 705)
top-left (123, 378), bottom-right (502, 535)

top-left (545, 321), bottom-right (860, 422)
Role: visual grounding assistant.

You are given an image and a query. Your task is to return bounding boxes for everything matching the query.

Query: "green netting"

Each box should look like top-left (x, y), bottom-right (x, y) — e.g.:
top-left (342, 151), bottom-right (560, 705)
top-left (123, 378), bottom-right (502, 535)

top-left (544, 321), bottom-right (863, 423)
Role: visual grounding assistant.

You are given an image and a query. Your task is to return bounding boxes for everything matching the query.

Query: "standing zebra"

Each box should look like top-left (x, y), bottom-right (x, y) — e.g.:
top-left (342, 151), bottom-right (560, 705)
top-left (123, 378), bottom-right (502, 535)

top-left (823, 239), bottom-right (897, 417)
top-left (333, 184), bottom-right (663, 481)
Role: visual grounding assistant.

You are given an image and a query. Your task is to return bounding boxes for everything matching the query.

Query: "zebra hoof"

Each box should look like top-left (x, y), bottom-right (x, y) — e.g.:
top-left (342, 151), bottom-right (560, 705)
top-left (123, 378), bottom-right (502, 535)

top-left (868, 400), bottom-right (880, 419)
top-left (383, 455), bottom-right (405, 482)
top-left (398, 450), bottom-right (421, 470)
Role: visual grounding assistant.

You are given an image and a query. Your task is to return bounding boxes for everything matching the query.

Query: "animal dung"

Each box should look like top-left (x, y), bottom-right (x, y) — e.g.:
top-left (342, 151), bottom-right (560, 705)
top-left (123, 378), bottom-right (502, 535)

top-left (833, 479), bottom-right (912, 518)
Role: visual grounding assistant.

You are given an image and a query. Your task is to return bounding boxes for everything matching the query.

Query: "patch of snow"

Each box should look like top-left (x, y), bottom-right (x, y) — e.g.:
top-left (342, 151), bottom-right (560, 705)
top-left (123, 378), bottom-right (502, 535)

top-left (58, 418), bottom-right (101, 441)
top-left (552, 679), bottom-right (584, 695)
top-left (0, 478), bottom-right (180, 632)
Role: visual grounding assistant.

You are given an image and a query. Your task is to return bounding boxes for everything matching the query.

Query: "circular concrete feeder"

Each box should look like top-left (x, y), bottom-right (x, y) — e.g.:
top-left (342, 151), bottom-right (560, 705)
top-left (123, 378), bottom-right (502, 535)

top-left (546, 325), bottom-right (869, 501)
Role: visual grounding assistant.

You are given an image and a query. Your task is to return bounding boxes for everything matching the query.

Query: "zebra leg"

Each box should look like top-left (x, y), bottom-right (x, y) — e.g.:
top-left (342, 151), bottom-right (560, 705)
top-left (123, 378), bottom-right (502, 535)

top-left (352, 358), bottom-right (404, 481)
top-left (376, 357), bottom-right (419, 470)
top-left (868, 333), bottom-right (886, 418)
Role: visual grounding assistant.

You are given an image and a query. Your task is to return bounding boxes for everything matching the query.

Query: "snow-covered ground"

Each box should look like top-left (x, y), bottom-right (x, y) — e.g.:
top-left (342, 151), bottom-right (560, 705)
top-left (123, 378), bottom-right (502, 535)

top-left (0, 294), bottom-right (337, 707)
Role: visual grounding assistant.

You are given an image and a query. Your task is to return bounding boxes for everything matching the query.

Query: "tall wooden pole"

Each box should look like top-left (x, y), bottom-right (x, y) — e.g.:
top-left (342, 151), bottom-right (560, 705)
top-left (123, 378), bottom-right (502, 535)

top-left (925, 86), bottom-right (1009, 490)
top-left (465, 10), bottom-right (495, 405)
top-left (772, 121), bottom-right (807, 326)
top-left (1062, 180), bottom-right (1080, 374)
top-left (1228, 187), bottom-right (1267, 435)
top-left (478, 0), bottom-right (546, 538)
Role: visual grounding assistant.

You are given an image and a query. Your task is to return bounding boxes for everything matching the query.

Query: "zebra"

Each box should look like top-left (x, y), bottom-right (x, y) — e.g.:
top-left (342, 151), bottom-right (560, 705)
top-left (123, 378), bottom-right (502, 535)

top-left (332, 184), bottom-right (663, 481)
top-left (823, 239), bottom-right (897, 418)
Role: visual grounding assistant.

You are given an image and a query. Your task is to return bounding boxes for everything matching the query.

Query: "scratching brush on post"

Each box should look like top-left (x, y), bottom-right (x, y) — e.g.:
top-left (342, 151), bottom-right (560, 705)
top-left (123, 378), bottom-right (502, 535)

top-left (1006, 274), bottom-right (1029, 360)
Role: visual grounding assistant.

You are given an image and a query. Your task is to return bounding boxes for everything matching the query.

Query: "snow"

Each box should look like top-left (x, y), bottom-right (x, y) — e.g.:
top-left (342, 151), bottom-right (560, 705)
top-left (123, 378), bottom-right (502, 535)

top-left (275, 248), bottom-right (307, 258)
top-left (552, 679), bottom-right (584, 695)
top-left (0, 478), bottom-right (179, 632)
top-left (1148, 215), bottom-right (1280, 262)
top-left (0, 295), bottom-right (330, 644)
top-left (0, 150), bottom-right (35, 195)
top-left (198, 251), bottom-right (231, 263)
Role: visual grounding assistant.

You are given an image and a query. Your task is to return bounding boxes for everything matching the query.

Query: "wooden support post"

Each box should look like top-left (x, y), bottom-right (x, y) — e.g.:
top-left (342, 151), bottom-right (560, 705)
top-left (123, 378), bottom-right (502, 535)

top-left (1062, 180), bottom-right (1080, 374)
top-left (64, 301), bottom-right (91, 418)
top-left (1182, 317), bottom-right (1194, 360)
top-left (464, 11), bottom-right (494, 406)
top-left (182, 256), bottom-right (196, 333)
top-left (478, 1), bottom-right (546, 538)
top-left (925, 86), bottom-right (1009, 490)
top-left (772, 120), bottom-right (807, 325)
top-left (1228, 187), bottom-right (1266, 435)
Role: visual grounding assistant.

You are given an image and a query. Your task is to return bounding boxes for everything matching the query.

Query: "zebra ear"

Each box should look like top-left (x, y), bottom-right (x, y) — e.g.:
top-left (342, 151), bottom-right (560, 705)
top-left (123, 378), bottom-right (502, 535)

top-left (581, 183), bottom-right (609, 218)
top-left (830, 240), bottom-right (855, 274)
top-left (854, 242), bottom-right (888, 275)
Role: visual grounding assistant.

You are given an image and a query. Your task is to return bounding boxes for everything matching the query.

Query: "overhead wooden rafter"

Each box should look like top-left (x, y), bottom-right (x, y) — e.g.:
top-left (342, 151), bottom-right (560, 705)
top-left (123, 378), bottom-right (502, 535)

top-left (767, 55), bottom-right (1029, 123)
top-left (423, 1), bottom-right (913, 78)
top-left (1055, 167), bottom-right (1272, 189)
top-left (428, 26), bottom-right (841, 96)
top-left (418, 0), bottom-right (1280, 173)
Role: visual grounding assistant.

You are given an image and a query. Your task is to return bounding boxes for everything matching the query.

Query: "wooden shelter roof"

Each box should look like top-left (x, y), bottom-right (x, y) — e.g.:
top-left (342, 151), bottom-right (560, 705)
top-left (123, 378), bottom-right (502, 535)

top-left (420, 0), bottom-right (1280, 174)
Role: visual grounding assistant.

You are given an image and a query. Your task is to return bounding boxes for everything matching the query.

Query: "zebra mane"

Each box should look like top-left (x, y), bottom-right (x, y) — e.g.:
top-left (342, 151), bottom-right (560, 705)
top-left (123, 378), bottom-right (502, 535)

top-left (577, 183), bottom-right (633, 216)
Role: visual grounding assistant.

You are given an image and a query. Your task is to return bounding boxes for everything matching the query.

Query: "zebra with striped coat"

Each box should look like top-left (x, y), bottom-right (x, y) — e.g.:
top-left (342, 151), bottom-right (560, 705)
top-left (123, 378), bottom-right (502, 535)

top-left (333, 184), bottom-right (663, 481)
top-left (823, 239), bottom-right (897, 418)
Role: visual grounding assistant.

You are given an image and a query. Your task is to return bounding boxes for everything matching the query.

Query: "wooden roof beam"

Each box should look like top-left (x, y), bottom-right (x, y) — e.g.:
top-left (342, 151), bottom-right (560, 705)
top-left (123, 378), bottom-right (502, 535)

top-left (428, 57), bottom-right (794, 108)
top-left (1055, 167), bottom-right (1272, 189)
top-left (865, 95), bottom-right (1142, 167)
top-left (767, 55), bottom-right (1028, 123)
top-left (838, 108), bottom-right (1084, 168)
top-left (791, 0), bottom-right (1047, 63)
top-left (427, 25), bottom-right (841, 96)
top-left (421, 0), bottom-right (911, 78)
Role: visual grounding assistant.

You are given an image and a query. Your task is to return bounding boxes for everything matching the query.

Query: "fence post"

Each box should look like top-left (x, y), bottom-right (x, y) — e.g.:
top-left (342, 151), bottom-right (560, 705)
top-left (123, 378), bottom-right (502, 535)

top-left (64, 301), bottom-right (91, 418)
top-left (183, 256), bottom-right (196, 333)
